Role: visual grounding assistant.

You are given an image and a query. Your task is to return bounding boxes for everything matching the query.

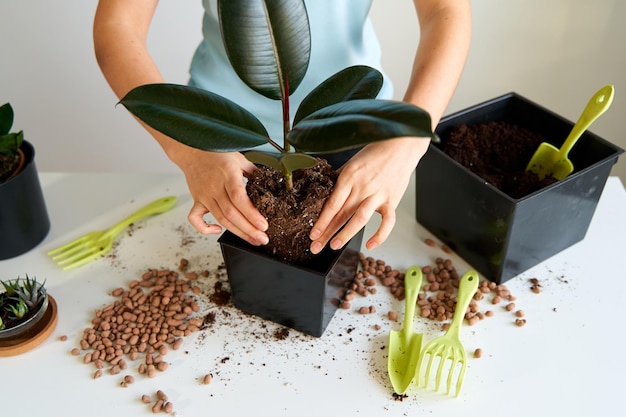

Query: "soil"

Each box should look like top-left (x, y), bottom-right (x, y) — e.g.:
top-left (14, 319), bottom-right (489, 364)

top-left (209, 280), bottom-right (232, 307)
top-left (441, 121), bottom-right (558, 198)
top-left (0, 152), bottom-right (20, 183)
top-left (246, 158), bottom-right (337, 262)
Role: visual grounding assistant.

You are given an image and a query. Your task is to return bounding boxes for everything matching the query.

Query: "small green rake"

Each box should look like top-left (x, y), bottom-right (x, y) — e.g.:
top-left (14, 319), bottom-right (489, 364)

top-left (48, 196), bottom-right (177, 270)
top-left (415, 270), bottom-right (479, 397)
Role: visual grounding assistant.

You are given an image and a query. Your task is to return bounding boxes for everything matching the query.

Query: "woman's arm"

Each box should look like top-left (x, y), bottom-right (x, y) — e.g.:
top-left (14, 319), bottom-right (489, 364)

top-left (93, 0), bottom-right (270, 246)
top-left (404, 0), bottom-right (472, 125)
top-left (93, 0), bottom-right (163, 97)
top-left (309, 0), bottom-right (471, 254)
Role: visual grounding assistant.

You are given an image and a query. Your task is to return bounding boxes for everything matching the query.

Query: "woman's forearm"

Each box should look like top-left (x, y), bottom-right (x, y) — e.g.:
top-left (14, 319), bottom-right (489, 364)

top-left (93, 0), bottom-right (195, 161)
top-left (93, 0), bottom-right (163, 99)
top-left (404, 0), bottom-right (472, 127)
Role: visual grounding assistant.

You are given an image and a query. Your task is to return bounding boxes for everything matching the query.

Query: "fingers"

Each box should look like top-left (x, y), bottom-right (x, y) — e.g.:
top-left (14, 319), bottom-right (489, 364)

top-left (188, 186), bottom-right (269, 246)
top-left (310, 194), bottom-right (397, 254)
top-left (188, 200), bottom-right (269, 246)
top-left (188, 202), bottom-right (223, 235)
top-left (216, 184), bottom-right (269, 246)
top-left (327, 198), bottom-right (376, 251)
top-left (309, 186), bottom-right (352, 253)
top-left (309, 140), bottom-right (419, 254)
top-left (224, 177), bottom-right (269, 233)
top-left (177, 152), bottom-right (269, 246)
top-left (364, 205), bottom-right (396, 251)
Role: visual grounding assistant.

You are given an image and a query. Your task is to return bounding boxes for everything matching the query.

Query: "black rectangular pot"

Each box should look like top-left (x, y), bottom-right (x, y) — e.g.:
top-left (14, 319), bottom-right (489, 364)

top-left (218, 228), bottom-right (364, 337)
top-left (416, 92), bottom-right (624, 284)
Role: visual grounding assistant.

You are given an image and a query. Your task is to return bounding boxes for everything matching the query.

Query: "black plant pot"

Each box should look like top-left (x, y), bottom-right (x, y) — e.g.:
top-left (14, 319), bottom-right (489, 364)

top-left (218, 228), bottom-right (364, 337)
top-left (416, 93), bottom-right (624, 284)
top-left (0, 140), bottom-right (50, 260)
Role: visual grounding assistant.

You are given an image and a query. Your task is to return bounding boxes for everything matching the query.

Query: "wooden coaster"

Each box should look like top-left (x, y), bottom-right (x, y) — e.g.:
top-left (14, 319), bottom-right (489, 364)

top-left (0, 295), bottom-right (58, 357)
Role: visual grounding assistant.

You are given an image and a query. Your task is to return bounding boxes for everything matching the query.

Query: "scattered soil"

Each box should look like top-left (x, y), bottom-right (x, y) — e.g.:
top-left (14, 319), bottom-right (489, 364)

top-left (441, 121), bottom-right (559, 198)
top-left (272, 327), bottom-right (290, 340)
top-left (209, 280), bottom-right (231, 307)
top-left (246, 158), bottom-right (337, 262)
top-left (71, 227), bottom-right (554, 410)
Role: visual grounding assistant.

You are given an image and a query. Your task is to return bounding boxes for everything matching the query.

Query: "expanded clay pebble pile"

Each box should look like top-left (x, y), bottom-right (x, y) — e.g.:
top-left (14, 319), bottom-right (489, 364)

top-left (71, 259), bottom-right (208, 384)
top-left (338, 243), bottom-right (530, 330)
top-left (69, 259), bottom-right (221, 414)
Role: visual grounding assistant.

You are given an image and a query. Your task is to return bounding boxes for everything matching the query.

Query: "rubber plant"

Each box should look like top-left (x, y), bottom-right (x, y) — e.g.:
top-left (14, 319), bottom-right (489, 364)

top-left (0, 102), bottom-right (25, 183)
top-left (119, 0), bottom-right (437, 191)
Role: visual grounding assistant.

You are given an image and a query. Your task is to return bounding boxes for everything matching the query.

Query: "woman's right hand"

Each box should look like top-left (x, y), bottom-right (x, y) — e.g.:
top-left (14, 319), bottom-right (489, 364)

top-left (168, 144), bottom-right (269, 246)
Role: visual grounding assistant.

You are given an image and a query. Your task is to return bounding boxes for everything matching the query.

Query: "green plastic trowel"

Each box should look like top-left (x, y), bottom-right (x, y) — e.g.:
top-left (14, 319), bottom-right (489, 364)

top-left (526, 84), bottom-right (614, 180)
top-left (387, 265), bottom-right (423, 395)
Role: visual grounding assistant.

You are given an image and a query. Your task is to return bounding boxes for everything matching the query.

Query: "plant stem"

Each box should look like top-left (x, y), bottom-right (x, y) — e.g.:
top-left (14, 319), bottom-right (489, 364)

top-left (266, 138), bottom-right (283, 153)
top-left (282, 77), bottom-right (291, 154)
top-left (285, 171), bottom-right (293, 191)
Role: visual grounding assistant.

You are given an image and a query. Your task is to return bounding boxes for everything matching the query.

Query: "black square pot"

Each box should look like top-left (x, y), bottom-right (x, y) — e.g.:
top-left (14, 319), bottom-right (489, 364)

top-left (416, 93), bottom-right (624, 284)
top-left (218, 228), bottom-right (364, 337)
top-left (0, 140), bottom-right (50, 260)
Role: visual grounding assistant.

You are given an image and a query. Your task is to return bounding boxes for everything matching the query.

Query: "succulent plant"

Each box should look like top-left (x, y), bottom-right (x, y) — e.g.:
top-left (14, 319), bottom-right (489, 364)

top-left (15, 274), bottom-right (47, 309)
top-left (0, 275), bottom-right (47, 331)
top-left (6, 298), bottom-right (28, 321)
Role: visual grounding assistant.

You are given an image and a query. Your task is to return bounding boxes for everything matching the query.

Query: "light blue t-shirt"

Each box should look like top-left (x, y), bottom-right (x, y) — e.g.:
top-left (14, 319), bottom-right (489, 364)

top-left (189, 0), bottom-right (393, 153)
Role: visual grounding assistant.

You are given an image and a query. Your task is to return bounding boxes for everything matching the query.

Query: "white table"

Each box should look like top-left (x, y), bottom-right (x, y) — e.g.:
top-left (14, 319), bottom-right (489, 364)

top-left (1, 172), bottom-right (625, 416)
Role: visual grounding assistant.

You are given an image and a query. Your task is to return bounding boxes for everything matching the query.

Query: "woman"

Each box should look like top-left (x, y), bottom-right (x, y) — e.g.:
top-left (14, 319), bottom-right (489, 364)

top-left (93, 0), bottom-right (471, 255)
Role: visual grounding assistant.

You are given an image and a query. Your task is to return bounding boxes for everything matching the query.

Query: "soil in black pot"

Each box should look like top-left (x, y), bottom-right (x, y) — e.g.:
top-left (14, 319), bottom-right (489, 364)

top-left (0, 152), bottom-right (20, 182)
top-left (441, 121), bottom-right (558, 198)
top-left (246, 158), bottom-right (337, 262)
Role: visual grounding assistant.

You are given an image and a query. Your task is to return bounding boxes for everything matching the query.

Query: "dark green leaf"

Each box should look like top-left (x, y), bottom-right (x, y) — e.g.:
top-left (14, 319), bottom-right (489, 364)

top-left (293, 65), bottom-right (383, 125)
top-left (287, 99), bottom-right (436, 153)
top-left (119, 84), bottom-right (270, 152)
top-left (218, 0), bottom-right (311, 100)
top-left (0, 102), bottom-right (14, 136)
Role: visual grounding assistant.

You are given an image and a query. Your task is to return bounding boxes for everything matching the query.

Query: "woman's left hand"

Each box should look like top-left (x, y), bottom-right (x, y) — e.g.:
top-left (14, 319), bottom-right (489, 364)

top-left (308, 137), bottom-right (430, 254)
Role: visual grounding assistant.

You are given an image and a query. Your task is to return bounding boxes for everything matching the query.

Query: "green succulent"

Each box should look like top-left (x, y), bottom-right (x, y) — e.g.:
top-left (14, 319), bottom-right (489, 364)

top-left (6, 298), bottom-right (28, 320)
top-left (14, 274), bottom-right (47, 309)
top-left (119, 0), bottom-right (437, 192)
top-left (0, 275), bottom-right (47, 331)
top-left (0, 278), bottom-right (20, 297)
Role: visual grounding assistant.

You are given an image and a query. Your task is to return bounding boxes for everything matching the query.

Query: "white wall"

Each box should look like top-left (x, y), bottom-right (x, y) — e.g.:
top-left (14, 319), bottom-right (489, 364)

top-left (1, 0), bottom-right (625, 180)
